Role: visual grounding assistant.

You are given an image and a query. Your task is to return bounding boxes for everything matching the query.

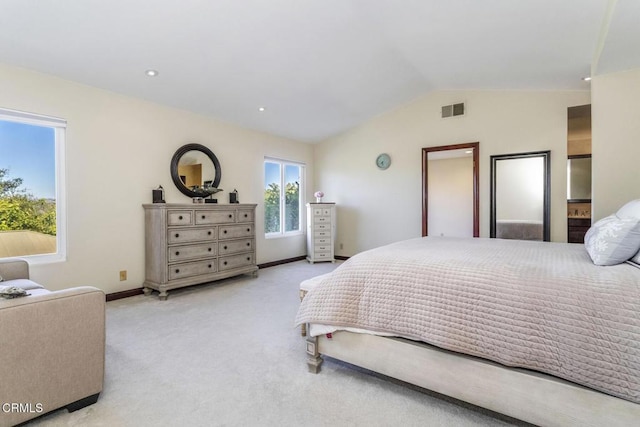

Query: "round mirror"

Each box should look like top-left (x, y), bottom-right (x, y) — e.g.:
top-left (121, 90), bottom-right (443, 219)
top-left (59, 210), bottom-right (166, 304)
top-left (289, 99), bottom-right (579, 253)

top-left (170, 143), bottom-right (222, 198)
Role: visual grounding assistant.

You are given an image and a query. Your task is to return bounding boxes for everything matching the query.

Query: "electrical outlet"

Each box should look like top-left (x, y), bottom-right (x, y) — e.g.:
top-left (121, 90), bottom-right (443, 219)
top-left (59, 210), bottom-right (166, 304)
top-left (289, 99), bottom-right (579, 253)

top-left (340, 243), bottom-right (344, 250)
top-left (119, 270), bottom-right (127, 281)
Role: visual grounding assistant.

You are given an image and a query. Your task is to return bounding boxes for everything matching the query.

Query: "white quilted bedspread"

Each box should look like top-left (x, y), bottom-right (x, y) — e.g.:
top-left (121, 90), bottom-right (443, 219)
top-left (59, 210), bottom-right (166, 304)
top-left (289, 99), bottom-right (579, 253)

top-left (295, 237), bottom-right (640, 404)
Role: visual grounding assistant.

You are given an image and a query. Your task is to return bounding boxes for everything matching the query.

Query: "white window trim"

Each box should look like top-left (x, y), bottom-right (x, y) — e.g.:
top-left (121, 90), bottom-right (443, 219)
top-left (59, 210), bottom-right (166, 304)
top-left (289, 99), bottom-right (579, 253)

top-left (264, 157), bottom-right (305, 239)
top-left (0, 108), bottom-right (67, 264)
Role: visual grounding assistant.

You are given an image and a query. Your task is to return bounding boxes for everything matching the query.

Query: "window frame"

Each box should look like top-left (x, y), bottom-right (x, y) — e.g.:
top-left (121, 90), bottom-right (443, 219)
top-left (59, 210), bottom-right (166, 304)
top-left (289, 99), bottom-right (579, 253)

top-left (0, 108), bottom-right (67, 264)
top-left (264, 157), bottom-right (305, 239)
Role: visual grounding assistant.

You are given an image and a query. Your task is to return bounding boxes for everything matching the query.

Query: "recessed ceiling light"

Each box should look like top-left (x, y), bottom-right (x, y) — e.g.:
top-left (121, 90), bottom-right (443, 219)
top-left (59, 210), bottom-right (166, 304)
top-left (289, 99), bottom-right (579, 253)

top-left (145, 69), bottom-right (159, 77)
top-left (582, 76), bottom-right (592, 81)
top-left (258, 107), bottom-right (266, 112)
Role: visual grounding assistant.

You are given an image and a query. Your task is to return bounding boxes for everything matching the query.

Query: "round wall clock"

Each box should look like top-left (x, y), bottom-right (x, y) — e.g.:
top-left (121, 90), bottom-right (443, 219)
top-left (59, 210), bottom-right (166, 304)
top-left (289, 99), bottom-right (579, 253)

top-left (376, 153), bottom-right (391, 170)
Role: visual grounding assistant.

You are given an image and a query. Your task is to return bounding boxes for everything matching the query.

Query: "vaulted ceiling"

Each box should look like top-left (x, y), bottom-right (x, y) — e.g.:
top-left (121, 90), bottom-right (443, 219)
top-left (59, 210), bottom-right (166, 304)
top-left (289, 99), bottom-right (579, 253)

top-left (0, 0), bottom-right (637, 142)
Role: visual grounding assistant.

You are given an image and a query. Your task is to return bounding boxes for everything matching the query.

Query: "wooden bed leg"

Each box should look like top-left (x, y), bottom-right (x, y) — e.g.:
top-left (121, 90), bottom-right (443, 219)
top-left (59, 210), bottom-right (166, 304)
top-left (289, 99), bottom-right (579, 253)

top-left (299, 289), bottom-right (308, 336)
top-left (306, 334), bottom-right (323, 373)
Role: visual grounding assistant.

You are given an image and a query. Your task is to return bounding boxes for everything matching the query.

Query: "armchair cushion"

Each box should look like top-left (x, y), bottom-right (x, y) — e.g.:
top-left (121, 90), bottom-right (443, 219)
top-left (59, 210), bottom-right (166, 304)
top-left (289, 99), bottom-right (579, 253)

top-left (0, 279), bottom-right (44, 290)
top-left (0, 258), bottom-right (30, 281)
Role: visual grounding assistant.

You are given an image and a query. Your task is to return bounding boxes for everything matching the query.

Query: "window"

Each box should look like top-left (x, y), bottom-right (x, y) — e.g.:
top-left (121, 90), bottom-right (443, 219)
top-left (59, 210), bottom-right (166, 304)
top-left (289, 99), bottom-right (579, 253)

top-left (0, 108), bottom-right (66, 262)
top-left (264, 158), bottom-right (304, 237)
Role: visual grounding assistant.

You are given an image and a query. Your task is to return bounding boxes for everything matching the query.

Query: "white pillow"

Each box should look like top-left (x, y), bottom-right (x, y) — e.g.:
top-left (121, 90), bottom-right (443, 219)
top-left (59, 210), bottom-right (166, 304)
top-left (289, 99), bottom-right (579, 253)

top-left (616, 199), bottom-right (640, 219)
top-left (584, 214), bottom-right (640, 266)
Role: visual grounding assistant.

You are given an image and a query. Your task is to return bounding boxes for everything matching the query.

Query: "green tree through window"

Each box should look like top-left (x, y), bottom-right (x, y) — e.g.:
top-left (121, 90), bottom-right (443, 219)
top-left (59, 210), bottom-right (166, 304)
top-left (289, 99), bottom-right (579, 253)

top-left (0, 168), bottom-right (56, 236)
top-left (0, 110), bottom-right (64, 260)
top-left (264, 160), bottom-right (303, 235)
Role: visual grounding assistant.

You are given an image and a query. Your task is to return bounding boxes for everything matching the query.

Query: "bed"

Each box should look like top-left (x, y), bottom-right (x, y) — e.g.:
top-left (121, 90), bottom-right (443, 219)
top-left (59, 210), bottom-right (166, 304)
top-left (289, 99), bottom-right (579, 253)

top-left (496, 219), bottom-right (543, 240)
top-left (295, 236), bottom-right (640, 427)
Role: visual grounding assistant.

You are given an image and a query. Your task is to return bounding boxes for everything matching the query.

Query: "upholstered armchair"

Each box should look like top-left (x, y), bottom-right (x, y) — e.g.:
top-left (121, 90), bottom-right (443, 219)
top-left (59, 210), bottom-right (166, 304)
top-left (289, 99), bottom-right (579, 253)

top-left (0, 258), bottom-right (105, 426)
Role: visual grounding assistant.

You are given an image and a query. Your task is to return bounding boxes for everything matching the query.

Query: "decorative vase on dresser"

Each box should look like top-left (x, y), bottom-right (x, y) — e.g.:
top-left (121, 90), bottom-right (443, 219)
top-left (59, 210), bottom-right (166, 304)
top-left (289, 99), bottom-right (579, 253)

top-left (306, 202), bottom-right (336, 263)
top-left (143, 203), bottom-right (258, 300)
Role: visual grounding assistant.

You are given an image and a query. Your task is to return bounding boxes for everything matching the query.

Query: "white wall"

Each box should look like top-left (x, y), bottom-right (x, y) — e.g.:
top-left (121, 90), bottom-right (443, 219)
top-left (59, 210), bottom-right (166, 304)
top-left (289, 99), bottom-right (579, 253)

top-left (0, 63), bottom-right (313, 293)
top-left (591, 68), bottom-right (640, 220)
top-left (314, 90), bottom-right (590, 256)
top-left (427, 156), bottom-right (473, 237)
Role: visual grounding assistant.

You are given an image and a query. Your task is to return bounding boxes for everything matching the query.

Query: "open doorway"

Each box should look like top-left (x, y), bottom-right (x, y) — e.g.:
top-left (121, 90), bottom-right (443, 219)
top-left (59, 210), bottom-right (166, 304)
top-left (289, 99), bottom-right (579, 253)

top-left (422, 142), bottom-right (479, 237)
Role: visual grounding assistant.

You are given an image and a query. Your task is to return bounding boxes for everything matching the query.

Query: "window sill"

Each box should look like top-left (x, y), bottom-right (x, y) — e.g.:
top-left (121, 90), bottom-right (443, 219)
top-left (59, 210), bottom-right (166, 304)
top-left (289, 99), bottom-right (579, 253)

top-left (265, 231), bottom-right (304, 240)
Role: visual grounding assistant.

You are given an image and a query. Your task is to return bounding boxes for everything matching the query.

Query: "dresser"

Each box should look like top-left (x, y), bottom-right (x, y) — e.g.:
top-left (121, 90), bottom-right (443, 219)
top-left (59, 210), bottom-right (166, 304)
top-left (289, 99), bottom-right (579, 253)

top-left (143, 203), bottom-right (258, 300)
top-left (568, 217), bottom-right (591, 243)
top-left (306, 203), bottom-right (336, 263)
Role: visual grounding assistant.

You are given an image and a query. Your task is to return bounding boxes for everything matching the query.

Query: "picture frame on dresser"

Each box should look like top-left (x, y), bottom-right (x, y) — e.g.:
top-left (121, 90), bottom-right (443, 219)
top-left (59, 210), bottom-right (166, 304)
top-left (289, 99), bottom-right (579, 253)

top-left (142, 203), bottom-right (258, 300)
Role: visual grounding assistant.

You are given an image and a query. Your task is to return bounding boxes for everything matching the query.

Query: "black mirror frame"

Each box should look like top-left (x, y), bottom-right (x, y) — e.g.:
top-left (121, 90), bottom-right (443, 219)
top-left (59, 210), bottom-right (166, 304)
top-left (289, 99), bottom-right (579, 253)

top-left (490, 150), bottom-right (551, 242)
top-left (170, 143), bottom-right (222, 198)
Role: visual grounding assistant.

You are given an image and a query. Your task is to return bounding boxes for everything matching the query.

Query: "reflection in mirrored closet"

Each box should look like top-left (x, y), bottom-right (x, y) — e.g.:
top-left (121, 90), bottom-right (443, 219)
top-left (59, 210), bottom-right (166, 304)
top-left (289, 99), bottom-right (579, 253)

top-left (490, 151), bottom-right (551, 242)
top-left (567, 105), bottom-right (592, 243)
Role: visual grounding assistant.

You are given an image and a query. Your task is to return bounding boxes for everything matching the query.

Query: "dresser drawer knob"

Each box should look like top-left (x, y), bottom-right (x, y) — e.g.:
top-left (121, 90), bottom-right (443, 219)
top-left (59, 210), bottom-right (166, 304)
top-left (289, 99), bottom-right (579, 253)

top-left (208, 264), bottom-right (212, 268)
top-left (175, 233), bottom-right (180, 238)
top-left (246, 242), bottom-right (250, 246)
top-left (223, 230), bottom-right (227, 234)
top-left (223, 261), bottom-right (228, 266)
top-left (223, 245), bottom-right (228, 250)
top-left (175, 251), bottom-right (180, 256)
top-left (246, 228), bottom-right (250, 232)
top-left (247, 257), bottom-right (250, 261)
top-left (208, 247), bottom-right (212, 252)
top-left (229, 214), bottom-right (233, 218)
top-left (202, 215), bottom-right (206, 219)
top-left (208, 231), bottom-right (212, 235)
top-left (244, 213), bottom-right (248, 218)
top-left (179, 215), bottom-right (183, 220)
top-left (175, 269), bottom-right (180, 274)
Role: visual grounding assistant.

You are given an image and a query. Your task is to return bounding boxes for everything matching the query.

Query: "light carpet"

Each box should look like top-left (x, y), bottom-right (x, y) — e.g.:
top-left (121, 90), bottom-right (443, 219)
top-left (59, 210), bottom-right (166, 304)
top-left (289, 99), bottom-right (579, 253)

top-left (30, 261), bottom-right (527, 426)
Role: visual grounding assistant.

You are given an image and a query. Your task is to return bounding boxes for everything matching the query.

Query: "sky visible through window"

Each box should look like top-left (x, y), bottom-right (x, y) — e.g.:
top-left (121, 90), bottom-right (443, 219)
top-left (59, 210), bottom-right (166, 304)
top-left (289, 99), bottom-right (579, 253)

top-left (0, 120), bottom-right (55, 199)
top-left (264, 161), bottom-right (300, 188)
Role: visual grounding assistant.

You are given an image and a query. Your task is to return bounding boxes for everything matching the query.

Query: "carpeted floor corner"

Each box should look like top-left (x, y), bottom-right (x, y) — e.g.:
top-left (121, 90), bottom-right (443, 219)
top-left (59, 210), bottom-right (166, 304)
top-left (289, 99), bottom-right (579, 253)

top-left (29, 261), bottom-right (525, 426)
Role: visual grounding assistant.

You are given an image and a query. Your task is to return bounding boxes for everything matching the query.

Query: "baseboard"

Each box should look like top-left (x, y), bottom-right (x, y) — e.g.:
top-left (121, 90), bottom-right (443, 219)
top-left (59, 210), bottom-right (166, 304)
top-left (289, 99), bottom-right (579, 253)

top-left (257, 256), bottom-right (306, 269)
top-left (107, 255), bottom-right (334, 301)
top-left (106, 288), bottom-right (144, 301)
top-left (335, 255), bottom-right (350, 261)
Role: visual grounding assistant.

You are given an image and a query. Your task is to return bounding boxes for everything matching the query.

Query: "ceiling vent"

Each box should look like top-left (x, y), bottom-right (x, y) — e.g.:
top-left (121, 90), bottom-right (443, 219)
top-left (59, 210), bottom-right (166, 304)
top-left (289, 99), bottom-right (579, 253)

top-left (441, 102), bottom-right (465, 118)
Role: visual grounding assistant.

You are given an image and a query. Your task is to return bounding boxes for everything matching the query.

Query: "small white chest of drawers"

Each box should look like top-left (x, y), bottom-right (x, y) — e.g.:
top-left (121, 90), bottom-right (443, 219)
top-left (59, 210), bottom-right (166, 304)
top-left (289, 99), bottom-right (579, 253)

top-left (143, 203), bottom-right (258, 299)
top-left (306, 203), bottom-right (336, 263)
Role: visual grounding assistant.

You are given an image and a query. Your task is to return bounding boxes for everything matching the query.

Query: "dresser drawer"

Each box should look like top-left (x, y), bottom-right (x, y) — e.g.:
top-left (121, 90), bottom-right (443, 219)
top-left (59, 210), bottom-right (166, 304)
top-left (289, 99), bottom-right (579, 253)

top-left (314, 245), bottom-right (331, 252)
top-left (314, 223), bottom-right (331, 231)
top-left (219, 224), bottom-right (254, 239)
top-left (195, 210), bottom-right (236, 225)
top-left (219, 239), bottom-right (254, 255)
top-left (315, 237), bottom-right (331, 245)
top-left (219, 253), bottom-right (255, 271)
top-left (168, 227), bottom-right (216, 244)
top-left (314, 230), bottom-right (331, 238)
top-left (168, 243), bottom-right (217, 262)
top-left (167, 211), bottom-right (193, 226)
top-left (237, 209), bottom-right (254, 222)
top-left (313, 252), bottom-right (332, 261)
top-left (312, 208), bottom-right (333, 216)
top-left (314, 216), bottom-right (330, 224)
top-left (168, 259), bottom-right (217, 281)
